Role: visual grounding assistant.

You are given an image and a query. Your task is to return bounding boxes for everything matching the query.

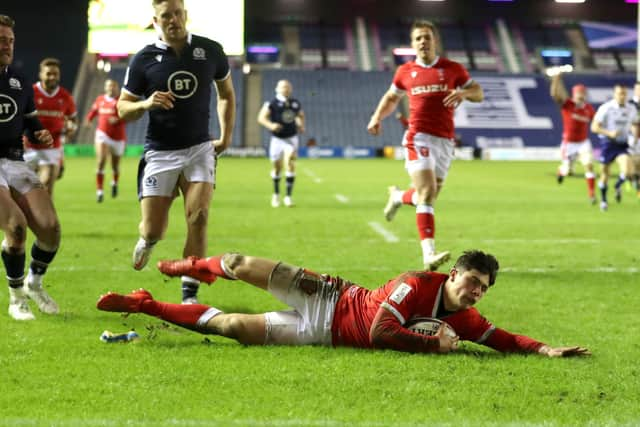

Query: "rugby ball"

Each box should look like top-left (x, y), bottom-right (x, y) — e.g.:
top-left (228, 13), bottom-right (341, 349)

top-left (406, 317), bottom-right (457, 338)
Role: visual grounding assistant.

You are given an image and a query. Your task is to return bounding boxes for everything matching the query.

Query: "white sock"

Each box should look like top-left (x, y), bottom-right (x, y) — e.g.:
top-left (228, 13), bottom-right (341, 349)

top-left (197, 307), bottom-right (223, 327)
top-left (421, 238), bottom-right (436, 258)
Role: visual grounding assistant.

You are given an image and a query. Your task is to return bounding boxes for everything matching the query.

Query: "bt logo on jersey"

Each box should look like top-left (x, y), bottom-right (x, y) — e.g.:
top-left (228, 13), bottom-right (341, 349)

top-left (167, 71), bottom-right (198, 99)
top-left (0, 94), bottom-right (18, 122)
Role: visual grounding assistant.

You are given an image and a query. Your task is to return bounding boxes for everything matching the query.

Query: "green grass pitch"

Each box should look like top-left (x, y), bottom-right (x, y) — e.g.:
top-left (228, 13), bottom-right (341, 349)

top-left (2, 156), bottom-right (639, 426)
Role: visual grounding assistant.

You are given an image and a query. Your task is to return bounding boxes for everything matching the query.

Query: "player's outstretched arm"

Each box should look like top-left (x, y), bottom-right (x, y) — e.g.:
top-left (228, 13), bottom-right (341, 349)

top-left (550, 73), bottom-right (568, 105)
top-left (537, 345), bottom-right (591, 358)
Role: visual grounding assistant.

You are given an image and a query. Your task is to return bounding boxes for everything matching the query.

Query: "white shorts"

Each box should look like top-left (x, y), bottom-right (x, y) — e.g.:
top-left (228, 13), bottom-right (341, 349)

top-left (23, 147), bottom-right (62, 168)
top-left (560, 139), bottom-right (593, 165)
top-left (269, 135), bottom-right (299, 162)
top-left (95, 130), bottom-right (125, 157)
top-left (138, 141), bottom-right (216, 198)
top-left (263, 262), bottom-right (339, 346)
top-left (403, 132), bottom-right (456, 180)
top-left (0, 159), bottom-right (44, 194)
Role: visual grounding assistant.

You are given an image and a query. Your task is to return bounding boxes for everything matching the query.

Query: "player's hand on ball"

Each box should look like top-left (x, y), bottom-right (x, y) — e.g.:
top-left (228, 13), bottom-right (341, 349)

top-left (436, 323), bottom-right (459, 354)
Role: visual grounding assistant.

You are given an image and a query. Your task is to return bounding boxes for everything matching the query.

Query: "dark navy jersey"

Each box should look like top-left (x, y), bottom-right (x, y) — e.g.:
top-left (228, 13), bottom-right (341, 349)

top-left (266, 97), bottom-right (302, 139)
top-left (123, 33), bottom-right (230, 151)
top-left (0, 67), bottom-right (41, 160)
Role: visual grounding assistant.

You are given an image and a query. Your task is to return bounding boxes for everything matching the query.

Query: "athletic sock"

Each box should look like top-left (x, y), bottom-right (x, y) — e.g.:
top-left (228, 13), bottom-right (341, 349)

top-left (271, 172), bottom-right (280, 195)
top-left (181, 276), bottom-right (200, 301)
top-left (402, 188), bottom-right (417, 206)
top-left (416, 204), bottom-right (435, 241)
top-left (96, 170), bottom-right (104, 191)
top-left (141, 299), bottom-right (221, 331)
top-left (285, 173), bottom-right (295, 197)
top-left (585, 172), bottom-right (595, 197)
top-left (599, 182), bottom-right (608, 203)
top-left (29, 242), bottom-right (57, 280)
top-left (1, 248), bottom-right (25, 288)
top-left (614, 174), bottom-right (626, 191)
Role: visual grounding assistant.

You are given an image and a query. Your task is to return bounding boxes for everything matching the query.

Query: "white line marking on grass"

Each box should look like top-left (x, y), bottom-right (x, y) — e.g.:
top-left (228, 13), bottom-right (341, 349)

top-left (335, 194), bottom-right (349, 203)
top-left (302, 168), bottom-right (323, 183)
top-left (7, 418), bottom-right (619, 427)
top-left (502, 267), bottom-right (640, 274)
top-left (368, 221), bottom-right (399, 243)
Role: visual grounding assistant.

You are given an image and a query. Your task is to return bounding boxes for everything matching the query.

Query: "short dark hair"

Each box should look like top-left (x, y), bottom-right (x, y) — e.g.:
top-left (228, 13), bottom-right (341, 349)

top-left (454, 250), bottom-right (499, 286)
top-left (0, 14), bottom-right (15, 29)
top-left (410, 20), bottom-right (438, 39)
top-left (152, 0), bottom-right (183, 5)
top-left (39, 57), bottom-right (60, 70)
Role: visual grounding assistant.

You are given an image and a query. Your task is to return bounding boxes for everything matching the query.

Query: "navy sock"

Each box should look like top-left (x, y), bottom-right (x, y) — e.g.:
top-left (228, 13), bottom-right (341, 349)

top-left (614, 176), bottom-right (625, 191)
top-left (599, 183), bottom-right (608, 203)
top-left (286, 176), bottom-right (295, 197)
top-left (272, 177), bottom-right (280, 195)
top-left (182, 282), bottom-right (199, 301)
top-left (2, 249), bottom-right (26, 288)
top-left (30, 243), bottom-right (57, 276)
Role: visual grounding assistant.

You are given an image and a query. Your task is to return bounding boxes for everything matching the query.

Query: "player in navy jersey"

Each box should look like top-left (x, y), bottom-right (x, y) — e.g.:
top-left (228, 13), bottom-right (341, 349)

top-left (258, 80), bottom-right (305, 207)
top-left (98, 250), bottom-right (589, 358)
top-left (591, 84), bottom-right (637, 211)
top-left (0, 15), bottom-right (61, 320)
top-left (117, 0), bottom-right (236, 304)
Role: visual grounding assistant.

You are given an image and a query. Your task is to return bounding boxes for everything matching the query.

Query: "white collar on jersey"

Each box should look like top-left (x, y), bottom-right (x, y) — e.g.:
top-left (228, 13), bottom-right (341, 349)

top-left (36, 81), bottom-right (60, 98)
top-left (154, 32), bottom-right (193, 50)
top-left (415, 56), bottom-right (440, 68)
top-left (275, 94), bottom-right (289, 102)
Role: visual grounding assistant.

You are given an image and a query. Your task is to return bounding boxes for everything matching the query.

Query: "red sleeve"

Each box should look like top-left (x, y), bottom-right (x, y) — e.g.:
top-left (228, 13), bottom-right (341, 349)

top-left (454, 62), bottom-right (472, 89)
top-left (482, 327), bottom-right (546, 353)
top-left (86, 98), bottom-right (99, 121)
top-left (369, 305), bottom-right (440, 353)
top-left (64, 90), bottom-right (77, 117)
top-left (392, 65), bottom-right (407, 91)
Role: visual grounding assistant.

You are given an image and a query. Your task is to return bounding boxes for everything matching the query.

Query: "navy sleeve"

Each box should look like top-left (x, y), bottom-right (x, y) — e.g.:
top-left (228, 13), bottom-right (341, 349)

top-left (211, 41), bottom-right (230, 81)
top-left (123, 52), bottom-right (147, 98)
top-left (23, 85), bottom-right (43, 132)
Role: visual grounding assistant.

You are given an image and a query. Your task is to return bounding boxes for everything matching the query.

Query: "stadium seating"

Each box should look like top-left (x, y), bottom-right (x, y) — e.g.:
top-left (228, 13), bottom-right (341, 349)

top-left (260, 69), bottom-right (404, 148)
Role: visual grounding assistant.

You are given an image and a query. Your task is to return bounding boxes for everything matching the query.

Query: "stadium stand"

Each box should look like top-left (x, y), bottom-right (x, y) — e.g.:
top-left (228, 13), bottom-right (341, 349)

top-left (260, 69), bottom-right (404, 148)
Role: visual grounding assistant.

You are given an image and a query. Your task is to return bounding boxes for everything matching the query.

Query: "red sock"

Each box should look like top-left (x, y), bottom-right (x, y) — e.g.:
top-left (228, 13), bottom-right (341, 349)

top-left (96, 172), bottom-right (104, 190)
top-left (141, 300), bottom-right (210, 330)
top-left (195, 255), bottom-right (235, 279)
top-left (416, 205), bottom-right (435, 240)
top-left (586, 176), bottom-right (595, 197)
top-left (402, 188), bottom-right (416, 206)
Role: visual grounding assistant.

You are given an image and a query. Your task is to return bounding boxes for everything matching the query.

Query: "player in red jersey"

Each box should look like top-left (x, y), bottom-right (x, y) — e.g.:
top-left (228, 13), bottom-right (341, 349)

top-left (367, 21), bottom-right (484, 271)
top-left (23, 58), bottom-right (77, 196)
top-left (97, 250), bottom-right (589, 357)
top-left (550, 73), bottom-right (597, 203)
top-left (84, 79), bottom-right (126, 203)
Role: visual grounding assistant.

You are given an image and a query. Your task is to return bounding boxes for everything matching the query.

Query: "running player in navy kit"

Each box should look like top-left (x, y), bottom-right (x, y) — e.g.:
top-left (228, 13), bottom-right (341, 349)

top-left (258, 80), bottom-right (305, 207)
top-left (117, 0), bottom-right (236, 304)
top-left (1, 15), bottom-right (61, 320)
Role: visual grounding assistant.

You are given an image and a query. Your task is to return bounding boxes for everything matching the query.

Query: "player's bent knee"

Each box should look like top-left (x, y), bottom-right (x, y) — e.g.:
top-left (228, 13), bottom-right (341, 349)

top-left (222, 252), bottom-right (245, 275)
top-left (5, 222), bottom-right (27, 245)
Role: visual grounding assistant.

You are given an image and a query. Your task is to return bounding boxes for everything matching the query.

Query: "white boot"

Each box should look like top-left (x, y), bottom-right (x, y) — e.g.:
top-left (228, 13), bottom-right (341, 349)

top-left (8, 287), bottom-right (35, 321)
